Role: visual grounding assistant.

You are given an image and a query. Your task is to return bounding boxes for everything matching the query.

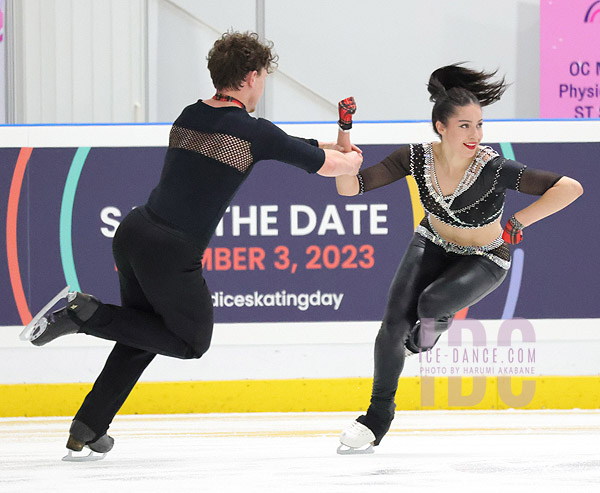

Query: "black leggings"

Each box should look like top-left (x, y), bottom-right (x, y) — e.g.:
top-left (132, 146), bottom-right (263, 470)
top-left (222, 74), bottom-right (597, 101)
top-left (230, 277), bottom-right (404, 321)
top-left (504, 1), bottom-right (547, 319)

top-left (74, 206), bottom-right (214, 435)
top-left (366, 232), bottom-right (508, 432)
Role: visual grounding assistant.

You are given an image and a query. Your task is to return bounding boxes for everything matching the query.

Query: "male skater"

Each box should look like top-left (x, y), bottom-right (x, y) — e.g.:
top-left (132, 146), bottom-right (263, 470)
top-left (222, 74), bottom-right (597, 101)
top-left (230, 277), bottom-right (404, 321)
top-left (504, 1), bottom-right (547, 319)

top-left (22, 31), bottom-right (362, 460)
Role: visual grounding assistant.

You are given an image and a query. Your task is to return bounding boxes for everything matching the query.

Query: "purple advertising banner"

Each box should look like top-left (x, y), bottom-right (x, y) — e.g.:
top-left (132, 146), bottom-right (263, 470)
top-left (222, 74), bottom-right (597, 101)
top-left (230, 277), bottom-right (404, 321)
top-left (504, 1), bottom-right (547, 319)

top-left (540, 0), bottom-right (600, 118)
top-left (1, 142), bottom-right (597, 327)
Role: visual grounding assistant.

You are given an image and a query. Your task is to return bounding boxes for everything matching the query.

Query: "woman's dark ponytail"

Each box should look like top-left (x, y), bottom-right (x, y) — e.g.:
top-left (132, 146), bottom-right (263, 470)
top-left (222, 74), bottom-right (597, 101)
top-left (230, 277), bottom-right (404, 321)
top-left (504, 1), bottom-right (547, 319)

top-left (428, 63), bottom-right (508, 136)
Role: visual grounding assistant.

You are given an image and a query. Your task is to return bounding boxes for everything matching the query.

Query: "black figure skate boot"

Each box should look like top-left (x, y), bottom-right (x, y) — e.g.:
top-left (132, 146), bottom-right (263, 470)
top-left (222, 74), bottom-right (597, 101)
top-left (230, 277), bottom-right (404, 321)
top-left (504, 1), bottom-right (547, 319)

top-left (63, 420), bottom-right (114, 462)
top-left (405, 321), bottom-right (442, 357)
top-left (404, 321), bottom-right (422, 357)
top-left (20, 287), bottom-right (100, 346)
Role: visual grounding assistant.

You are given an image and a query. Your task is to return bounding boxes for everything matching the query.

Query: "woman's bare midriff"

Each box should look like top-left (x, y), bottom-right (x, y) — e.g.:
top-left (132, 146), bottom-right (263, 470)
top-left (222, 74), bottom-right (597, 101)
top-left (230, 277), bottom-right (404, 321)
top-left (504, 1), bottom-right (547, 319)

top-left (429, 216), bottom-right (503, 246)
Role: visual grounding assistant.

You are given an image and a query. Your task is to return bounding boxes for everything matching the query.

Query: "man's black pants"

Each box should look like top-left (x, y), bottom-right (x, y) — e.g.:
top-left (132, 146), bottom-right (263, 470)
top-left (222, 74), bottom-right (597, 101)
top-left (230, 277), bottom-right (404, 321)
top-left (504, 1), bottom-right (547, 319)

top-left (74, 206), bottom-right (213, 436)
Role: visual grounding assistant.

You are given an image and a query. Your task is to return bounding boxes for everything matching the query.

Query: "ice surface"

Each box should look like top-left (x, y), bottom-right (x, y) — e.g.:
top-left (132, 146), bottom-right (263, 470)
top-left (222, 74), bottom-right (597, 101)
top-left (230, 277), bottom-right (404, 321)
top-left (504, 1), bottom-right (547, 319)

top-left (1, 410), bottom-right (600, 492)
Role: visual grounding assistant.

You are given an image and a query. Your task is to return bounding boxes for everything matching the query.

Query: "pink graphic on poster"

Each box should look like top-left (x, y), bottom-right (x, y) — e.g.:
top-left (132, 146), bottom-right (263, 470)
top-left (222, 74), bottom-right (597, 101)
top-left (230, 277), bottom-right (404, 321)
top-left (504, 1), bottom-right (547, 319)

top-left (540, 0), bottom-right (600, 118)
top-left (0, 1), bottom-right (4, 42)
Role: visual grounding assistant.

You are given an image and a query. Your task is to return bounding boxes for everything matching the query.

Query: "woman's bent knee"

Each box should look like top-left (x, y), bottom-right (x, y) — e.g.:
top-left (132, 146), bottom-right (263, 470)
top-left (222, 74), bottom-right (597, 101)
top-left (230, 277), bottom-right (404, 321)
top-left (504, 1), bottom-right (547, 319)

top-left (378, 321), bottom-right (412, 346)
top-left (417, 290), bottom-right (448, 321)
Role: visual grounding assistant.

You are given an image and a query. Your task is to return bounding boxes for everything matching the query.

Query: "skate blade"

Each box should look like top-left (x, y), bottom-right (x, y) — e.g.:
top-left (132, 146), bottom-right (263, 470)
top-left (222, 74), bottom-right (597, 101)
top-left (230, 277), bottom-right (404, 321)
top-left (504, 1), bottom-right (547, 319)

top-left (62, 449), bottom-right (107, 462)
top-left (337, 443), bottom-right (374, 455)
top-left (20, 286), bottom-right (71, 341)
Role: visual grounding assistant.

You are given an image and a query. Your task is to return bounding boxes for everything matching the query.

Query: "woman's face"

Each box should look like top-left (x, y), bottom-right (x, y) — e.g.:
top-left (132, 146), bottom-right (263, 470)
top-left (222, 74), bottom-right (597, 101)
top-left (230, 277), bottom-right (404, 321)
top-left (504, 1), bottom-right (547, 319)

top-left (436, 103), bottom-right (483, 157)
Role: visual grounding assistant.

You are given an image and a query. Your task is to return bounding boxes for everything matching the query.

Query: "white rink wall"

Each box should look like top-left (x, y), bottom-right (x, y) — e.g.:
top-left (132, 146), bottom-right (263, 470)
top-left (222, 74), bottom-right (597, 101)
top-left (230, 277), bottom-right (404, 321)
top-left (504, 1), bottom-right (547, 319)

top-left (1, 319), bottom-right (600, 384)
top-left (1, 120), bottom-right (599, 386)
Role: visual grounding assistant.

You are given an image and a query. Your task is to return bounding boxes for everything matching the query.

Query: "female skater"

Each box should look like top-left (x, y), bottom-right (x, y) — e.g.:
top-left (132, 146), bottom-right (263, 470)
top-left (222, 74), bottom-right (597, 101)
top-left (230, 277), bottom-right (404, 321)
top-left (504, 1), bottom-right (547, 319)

top-left (334, 64), bottom-right (583, 453)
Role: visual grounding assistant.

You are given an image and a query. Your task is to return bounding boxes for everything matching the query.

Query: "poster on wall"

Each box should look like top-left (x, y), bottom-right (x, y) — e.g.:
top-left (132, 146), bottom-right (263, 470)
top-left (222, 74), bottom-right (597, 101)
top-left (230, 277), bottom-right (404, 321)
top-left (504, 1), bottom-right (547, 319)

top-left (1, 141), bottom-right (597, 328)
top-left (540, 0), bottom-right (600, 118)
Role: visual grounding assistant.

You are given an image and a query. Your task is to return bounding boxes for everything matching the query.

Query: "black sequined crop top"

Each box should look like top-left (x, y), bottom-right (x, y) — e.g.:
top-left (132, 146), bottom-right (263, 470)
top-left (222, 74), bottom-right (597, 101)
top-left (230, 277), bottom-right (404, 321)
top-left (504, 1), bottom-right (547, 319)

top-left (358, 143), bottom-right (562, 229)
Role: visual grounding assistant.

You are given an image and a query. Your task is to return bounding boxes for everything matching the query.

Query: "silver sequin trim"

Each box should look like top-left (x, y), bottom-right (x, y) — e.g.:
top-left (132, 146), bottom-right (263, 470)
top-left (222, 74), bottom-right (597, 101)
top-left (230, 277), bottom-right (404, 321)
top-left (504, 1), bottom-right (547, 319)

top-left (515, 165), bottom-right (527, 192)
top-left (450, 162), bottom-right (502, 214)
top-left (424, 143), bottom-right (495, 203)
top-left (357, 173), bottom-right (365, 195)
top-left (410, 143), bottom-right (506, 229)
top-left (416, 217), bottom-right (511, 270)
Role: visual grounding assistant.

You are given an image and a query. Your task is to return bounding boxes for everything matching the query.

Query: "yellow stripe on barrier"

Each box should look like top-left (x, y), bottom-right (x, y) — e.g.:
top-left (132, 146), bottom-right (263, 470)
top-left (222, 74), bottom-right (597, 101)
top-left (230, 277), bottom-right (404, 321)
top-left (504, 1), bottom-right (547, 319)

top-left (1, 376), bottom-right (599, 417)
top-left (405, 175), bottom-right (425, 229)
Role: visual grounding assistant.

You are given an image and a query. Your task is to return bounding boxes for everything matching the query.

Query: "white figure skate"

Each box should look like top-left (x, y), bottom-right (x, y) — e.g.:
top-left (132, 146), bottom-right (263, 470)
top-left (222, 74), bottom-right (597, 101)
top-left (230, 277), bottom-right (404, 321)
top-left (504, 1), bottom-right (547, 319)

top-left (337, 420), bottom-right (375, 455)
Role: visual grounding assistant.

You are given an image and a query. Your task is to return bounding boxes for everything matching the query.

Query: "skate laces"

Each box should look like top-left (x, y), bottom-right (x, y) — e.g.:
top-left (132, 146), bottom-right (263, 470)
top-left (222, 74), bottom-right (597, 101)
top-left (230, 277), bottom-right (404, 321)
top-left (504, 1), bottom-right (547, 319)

top-left (342, 420), bottom-right (376, 442)
top-left (338, 420), bottom-right (376, 453)
top-left (347, 421), bottom-right (370, 435)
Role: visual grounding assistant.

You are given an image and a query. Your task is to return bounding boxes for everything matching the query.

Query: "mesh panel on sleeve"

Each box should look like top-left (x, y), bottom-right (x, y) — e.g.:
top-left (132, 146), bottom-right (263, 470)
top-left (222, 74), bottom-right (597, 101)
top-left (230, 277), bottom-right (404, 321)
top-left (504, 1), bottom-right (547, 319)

top-left (359, 146), bottom-right (411, 192)
top-left (518, 168), bottom-right (562, 196)
top-left (169, 125), bottom-right (254, 173)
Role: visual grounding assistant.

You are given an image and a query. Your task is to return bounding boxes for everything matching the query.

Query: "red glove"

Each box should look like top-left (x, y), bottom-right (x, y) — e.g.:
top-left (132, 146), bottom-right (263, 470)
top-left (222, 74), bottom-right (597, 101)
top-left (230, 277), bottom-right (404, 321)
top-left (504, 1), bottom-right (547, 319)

top-left (338, 97), bottom-right (356, 131)
top-left (502, 215), bottom-right (524, 244)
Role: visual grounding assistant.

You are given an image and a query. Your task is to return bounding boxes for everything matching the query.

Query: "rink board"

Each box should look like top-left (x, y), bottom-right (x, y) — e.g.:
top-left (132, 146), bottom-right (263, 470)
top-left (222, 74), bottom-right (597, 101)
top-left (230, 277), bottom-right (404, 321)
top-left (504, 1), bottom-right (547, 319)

top-left (1, 120), bottom-right (599, 416)
top-left (2, 376), bottom-right (600, 417)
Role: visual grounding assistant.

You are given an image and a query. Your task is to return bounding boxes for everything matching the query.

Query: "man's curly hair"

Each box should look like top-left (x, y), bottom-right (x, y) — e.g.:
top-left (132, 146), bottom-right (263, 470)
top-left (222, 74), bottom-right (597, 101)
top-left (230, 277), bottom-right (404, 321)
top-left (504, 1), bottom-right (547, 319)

top-left (207, 32), bottom-right (278, 91)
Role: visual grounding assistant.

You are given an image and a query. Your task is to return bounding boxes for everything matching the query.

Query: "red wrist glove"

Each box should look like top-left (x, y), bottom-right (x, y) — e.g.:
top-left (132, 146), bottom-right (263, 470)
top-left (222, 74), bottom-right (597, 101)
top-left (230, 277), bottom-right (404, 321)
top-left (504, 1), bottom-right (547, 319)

top-left (502, 215), bottom-right (524, 244)
top-left (338, 97), bottom-right (356, 131)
